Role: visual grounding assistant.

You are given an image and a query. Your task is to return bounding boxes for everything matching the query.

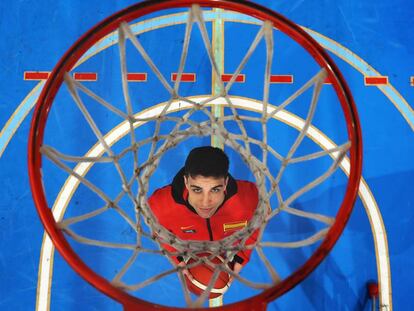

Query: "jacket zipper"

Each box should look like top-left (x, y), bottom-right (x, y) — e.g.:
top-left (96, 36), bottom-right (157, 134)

top-left (206, 218), bottom-right (213, 241)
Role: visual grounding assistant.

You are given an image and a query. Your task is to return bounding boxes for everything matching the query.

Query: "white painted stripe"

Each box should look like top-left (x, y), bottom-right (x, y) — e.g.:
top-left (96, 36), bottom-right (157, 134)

top-left (0, 81), bottom-right (44, 157)
top-left (191, 277), bottom-right (229, 294)
top-left (36, 235), bottom-right (54, 311)
top-left (209, 295), bottom-right (223, 307)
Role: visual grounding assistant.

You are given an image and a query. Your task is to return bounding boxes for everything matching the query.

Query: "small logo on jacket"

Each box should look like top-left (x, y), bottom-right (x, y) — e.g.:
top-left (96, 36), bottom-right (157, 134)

top-left (181, 225), bottom-right (196, 234)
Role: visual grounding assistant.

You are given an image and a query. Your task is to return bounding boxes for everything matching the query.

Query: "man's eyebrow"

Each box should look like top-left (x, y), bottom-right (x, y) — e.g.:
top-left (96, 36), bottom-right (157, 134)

top-left (189, 185), bottom-right (202, 189)
top-left (189, 184), bottom-right (224, 189)
top-left (211, 185), bottom-right (224, 189)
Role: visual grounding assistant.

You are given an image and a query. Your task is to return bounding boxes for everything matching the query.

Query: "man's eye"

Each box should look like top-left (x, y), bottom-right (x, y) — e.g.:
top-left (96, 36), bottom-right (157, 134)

top-left (193, 189), bottom-right (202, 193)
top-left (211, 188), bottom-right (220, 193)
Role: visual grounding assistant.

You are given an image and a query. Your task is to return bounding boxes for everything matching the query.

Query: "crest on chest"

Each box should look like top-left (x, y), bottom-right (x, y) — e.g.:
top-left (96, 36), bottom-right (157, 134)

top-left (223, 220), bottom-right (247, 233)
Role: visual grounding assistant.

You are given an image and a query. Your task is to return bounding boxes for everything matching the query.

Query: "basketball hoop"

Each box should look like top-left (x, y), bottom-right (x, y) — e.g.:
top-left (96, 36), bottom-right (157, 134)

top-left (28, 0), bottom-right (362, 310)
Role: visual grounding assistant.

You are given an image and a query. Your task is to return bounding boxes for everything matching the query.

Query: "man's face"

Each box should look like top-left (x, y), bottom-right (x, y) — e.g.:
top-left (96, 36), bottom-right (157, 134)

top-left (184, 175), bottom-right (228, 219)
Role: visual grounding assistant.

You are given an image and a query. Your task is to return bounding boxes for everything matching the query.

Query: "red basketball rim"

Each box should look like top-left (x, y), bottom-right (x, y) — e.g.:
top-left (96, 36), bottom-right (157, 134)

top-left (28, 0), bottom-right (362, 310)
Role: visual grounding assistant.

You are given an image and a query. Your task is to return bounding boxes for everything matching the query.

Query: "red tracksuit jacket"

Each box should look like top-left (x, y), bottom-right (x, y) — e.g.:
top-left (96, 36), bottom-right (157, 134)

top-left (148, 168), bottom-right (259, 266)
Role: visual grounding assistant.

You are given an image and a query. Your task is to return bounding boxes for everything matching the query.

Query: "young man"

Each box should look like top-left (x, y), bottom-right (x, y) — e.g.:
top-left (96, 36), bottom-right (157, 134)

top-left (148, 146), bottom-right (259, 277)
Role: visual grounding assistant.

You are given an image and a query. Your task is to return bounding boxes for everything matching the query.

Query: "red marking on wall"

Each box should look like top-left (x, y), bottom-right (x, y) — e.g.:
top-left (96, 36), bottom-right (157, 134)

top-left (221, 74), bottom-right (245, 83)
top-left (171, 73), bottom-right (196, 82)
top-left (127, 73), bottom-right (147, 82)
top-left (365, 76), bottom-right (388, 86)
top-left (270, 75), bottom-right (293, 83)
top-left (24, 71), bottom-right (50, 80)
top-left (73, 72), bottom-right (98, 81)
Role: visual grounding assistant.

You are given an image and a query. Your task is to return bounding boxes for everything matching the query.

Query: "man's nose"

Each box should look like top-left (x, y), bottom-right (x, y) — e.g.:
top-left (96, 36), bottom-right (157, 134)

top-left (202, 193), bottom-right (211, 206)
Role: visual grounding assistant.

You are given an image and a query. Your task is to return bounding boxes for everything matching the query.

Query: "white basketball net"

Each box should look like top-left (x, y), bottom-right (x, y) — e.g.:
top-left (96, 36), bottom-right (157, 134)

top-left (40, 5), bottom-right (351, 308)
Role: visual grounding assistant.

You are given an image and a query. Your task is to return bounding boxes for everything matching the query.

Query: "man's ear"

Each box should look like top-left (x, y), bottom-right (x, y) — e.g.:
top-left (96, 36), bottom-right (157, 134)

top-left (224, 176), bottom-right (229, 190)
top-left (183, 175), bottom-right (189, 189)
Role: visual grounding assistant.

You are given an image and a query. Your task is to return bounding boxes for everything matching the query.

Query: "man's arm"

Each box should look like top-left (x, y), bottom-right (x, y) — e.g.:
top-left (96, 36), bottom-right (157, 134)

top-left (148, 187), bottom-right (184, 265)
top-left (230, 181), bottom-right (261, 270)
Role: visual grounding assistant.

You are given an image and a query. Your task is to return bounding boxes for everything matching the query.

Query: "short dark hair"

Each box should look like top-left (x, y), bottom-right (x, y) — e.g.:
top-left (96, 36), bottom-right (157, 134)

top-left (184, 146), bottom-right (229, 178)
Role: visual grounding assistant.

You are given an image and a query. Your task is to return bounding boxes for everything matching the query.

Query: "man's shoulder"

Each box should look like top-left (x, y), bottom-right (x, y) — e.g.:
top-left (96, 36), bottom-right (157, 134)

top-left (235, 180), bottom-right (258, 193)
top-left (230, 179), bottom-right (258, 205)
top-left (219, 179), bottom-right (258, 216)
top-left (148, 185), bottom-right (173, 205)
top-left (150, 184), bottom-right (172, 196)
